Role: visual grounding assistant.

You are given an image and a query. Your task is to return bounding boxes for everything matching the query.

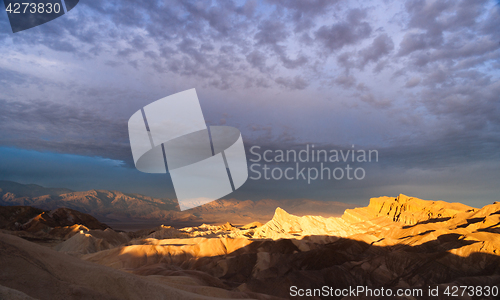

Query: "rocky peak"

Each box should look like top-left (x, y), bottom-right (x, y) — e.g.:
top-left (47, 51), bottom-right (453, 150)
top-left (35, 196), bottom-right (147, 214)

top-left (254, 207), bottom-right (359, 240)
top-left (353, 194), bottom-right (478, 225)
top-left (21, 207), bottom-right (109, 232)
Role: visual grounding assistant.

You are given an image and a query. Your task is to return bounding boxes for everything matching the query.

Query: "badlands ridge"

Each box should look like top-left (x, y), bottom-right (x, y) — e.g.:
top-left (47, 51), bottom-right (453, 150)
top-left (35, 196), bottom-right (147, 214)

top-left (0, 180), bottom-right (352, 225)
top-left (1, 194), bottom-right (500, 299)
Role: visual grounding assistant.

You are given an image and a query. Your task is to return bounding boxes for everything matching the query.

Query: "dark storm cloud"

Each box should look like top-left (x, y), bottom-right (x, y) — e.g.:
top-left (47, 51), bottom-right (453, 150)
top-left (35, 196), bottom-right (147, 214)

top-left (0, 0), bottom-right (499, 195)
top-left (393, 0), bottom-right (500, 151)
top-left (314, 9), bottom-right (372, 53)
top-left (334, 74), bottom-right (356, 88)
top-left (266, 0), bottom-right (340, 32)
top-left (0, 0), bottom-right (370, 91)
top-left (267, 0), bottom-right (337, 19)
top-left (6, 19), bottom-right (76, 53)
top-left (253, 20), bottom-right (289, 52)
top-left (281, 55), bottom-right (309, 69)
top-left (358, 92), bottom-right (392, 109)
top-left (244, 123), bottom-right (500, 173)
top-left (177, 38), bottom-right (208, 64)
top-left (275, 76), bottom-right (308, 90)
top-left (333, 33), bottom-right (394, 75)
top-left (0, 68), bottom-right (29, 85)
top-left (419, 74), bottom-right (500, 127)
top-left (398, 0), bottom-right (498, 63)
top-left (405, 0), bottom-right (487, 33)
top-left (357, 34), bottom-right (394, 70)
top-left (0, 99), bottom-right (132, 163)
top-left (336, 52), bottom-right (354, 71)
top-left (253, 17), bottom-right (309, 70)
top-left (246, 50), bottom-right (270, 72)
top-left (398, 32), bottom-right (441, 57)
top-left (404, 77), bottom-right (421, 88)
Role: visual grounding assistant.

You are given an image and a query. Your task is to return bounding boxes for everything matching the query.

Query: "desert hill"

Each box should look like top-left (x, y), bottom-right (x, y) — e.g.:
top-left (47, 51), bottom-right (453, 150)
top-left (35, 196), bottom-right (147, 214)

top-left (0, 181), bottom-right (353, 225)
top-left (80, 195), bottom-right (500, 299)
top-left (0, 233), bottom-right (282, 300)
top-left (0, 205), bottom-right (45, 230)
top-left (0, 205), bottom-right (112, 245)
top-left (0, 206), bottom-right (108, 232)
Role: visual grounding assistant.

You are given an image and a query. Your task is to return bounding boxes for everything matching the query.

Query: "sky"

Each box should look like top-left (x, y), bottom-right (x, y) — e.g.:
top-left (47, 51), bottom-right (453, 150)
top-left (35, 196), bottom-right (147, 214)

top-left (0, 0), bottom-right (499, 208)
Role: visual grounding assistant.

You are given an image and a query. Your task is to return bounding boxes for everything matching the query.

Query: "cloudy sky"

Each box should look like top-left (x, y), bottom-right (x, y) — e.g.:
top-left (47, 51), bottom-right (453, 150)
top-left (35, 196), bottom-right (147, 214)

top-left (0, 0), bottom-right (499, 207)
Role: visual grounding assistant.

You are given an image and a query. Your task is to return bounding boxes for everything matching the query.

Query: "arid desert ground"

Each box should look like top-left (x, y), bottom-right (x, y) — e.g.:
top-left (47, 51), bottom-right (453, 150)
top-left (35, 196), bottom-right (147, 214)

top-left (1, 183), bottom-right (500, 299)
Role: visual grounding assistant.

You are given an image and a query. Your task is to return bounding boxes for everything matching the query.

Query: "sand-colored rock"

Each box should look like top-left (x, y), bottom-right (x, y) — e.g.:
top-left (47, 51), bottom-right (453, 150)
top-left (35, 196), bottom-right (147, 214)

top-left (55, 228), bottom-right (130, 254)
top-left (253, 207), bottom-right (361, 240)
top-left (345, 194), bottom-right (476, 225)
top-left (0, 232), bottom-right (283, 300)
top-left (240, 221), bottom-right (263, 230)
top-left (103, 195), bottom-right (498, 299)
top-left (83, 237), bottom-right (253, 269)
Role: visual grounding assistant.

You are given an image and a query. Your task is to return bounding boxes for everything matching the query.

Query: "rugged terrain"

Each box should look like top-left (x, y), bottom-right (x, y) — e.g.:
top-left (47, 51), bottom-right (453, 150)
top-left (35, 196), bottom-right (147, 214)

top-left (0, 180), bottom-right (353, 225)
top-left (1, 194), bottom-right (499, 299)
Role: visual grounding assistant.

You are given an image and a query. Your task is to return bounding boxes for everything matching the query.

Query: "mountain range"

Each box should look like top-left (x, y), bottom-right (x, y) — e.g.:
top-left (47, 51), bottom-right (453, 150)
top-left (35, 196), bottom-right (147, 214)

top-left (0, 181), bottom-right (354, 225)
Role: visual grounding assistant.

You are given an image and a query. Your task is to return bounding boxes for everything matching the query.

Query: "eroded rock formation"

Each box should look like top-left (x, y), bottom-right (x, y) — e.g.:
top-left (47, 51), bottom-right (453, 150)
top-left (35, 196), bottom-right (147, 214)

top-left (1, 194), bottom-right (499, 299)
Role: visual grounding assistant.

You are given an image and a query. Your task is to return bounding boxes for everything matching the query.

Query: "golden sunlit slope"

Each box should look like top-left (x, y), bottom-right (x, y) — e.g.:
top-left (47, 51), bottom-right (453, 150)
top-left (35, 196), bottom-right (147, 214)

top-left (62, 194), bottom-right (500, 299)
top-left (0, 232), bottom-right (283, 300)
top-left (343, 194), bottom-right (477, 225)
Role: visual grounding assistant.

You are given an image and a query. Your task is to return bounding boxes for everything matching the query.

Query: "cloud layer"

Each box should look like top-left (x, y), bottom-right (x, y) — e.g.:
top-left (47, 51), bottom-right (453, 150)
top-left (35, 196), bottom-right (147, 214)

top-left (0, 0), bottom-right (499, 205)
